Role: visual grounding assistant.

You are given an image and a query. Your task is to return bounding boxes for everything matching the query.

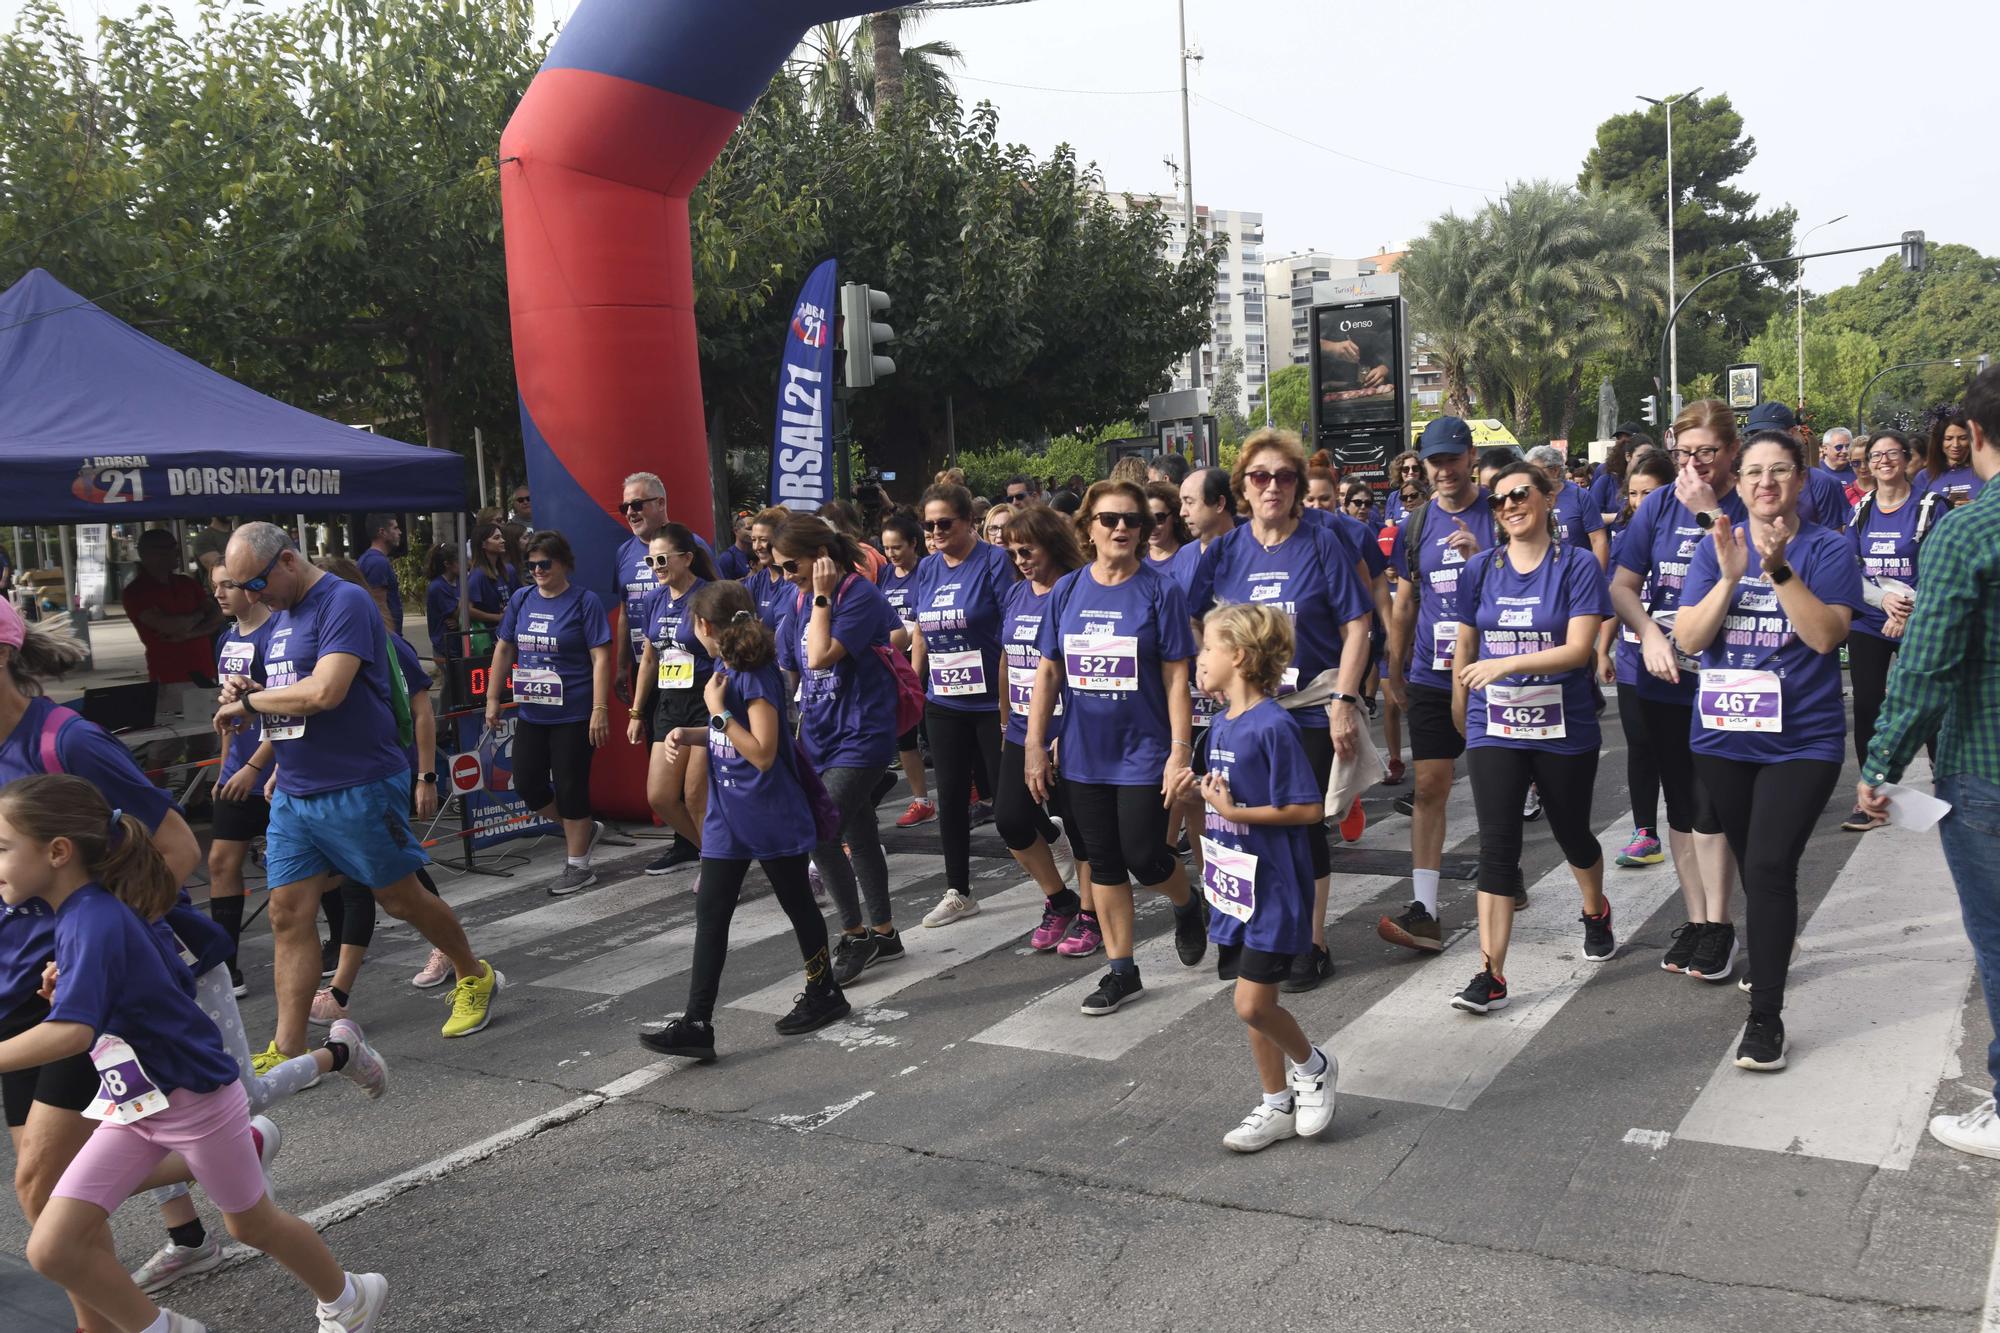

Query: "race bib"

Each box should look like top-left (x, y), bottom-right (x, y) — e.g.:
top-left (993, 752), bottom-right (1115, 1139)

top-left (513, 666), bottom-right (564, 708)
top-left (656, 648), bottom-right (695, 691)
top-left (1191, 686), bottom-right (1222, 728)
top-left (84, 1035), bottom-right (169, 1125)
top-left (217, 641), bottom-right (256, 679)
top-left (1005, 661), bottom-right (1040, 712)
top-left (1198, 837), bottom-right (1257, 923)
top-left (258, 667), bottom-right (304, 741)
top-left (1063, 632), bottom-right (1140, 693)
top-left (1698, 668), bottom-right (1783, 732)
top-left (1485, 683), bottom-right (1566, 740)
top-left (929, 649), bottom-right (987, 698)
top-left (1430, 621), bottom-right (1458, 672)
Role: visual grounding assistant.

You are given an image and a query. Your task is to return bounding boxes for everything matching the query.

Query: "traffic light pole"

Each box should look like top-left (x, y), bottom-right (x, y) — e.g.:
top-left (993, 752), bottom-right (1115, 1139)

top-left (1856, 355), bottom-right (1990, 433)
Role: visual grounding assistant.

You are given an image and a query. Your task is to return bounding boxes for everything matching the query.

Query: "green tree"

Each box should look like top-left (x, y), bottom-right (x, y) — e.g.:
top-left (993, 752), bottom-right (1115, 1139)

top-left (1210, 348), bottom-right (1246, 445)
top-left (796, 10), bottom-right (962, 125)
top-left (1261, 361), bottom-right (1310, 436)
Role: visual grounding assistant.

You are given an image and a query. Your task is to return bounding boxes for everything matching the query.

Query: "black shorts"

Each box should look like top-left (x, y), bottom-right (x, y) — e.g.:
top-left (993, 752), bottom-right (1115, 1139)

top-left (1218, 942), bottom-right (1293, 985)
top-left (651, 672), bottom-right (713, 736)
top-left (1, 1000), bottom-right (97, 1128)
top-left (211, 793), bottom-right (270, 842)
top-left (1405, 684), bottom-right (1465, 763)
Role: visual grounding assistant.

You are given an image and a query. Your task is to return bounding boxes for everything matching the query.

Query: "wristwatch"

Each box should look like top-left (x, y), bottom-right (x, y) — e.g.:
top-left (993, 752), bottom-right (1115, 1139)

top-left (1768, 562), bottom-right (1794, 586)
top-left (1328, 691), bottom-right (1362, 708)
top-left (416, 771), bottom-right (438, 785)
top-left (813, 594), bottom-right (832, 609)
top-left (1694, 509), bottom-right (1723, 531)
top-left (709, 711), bottom-right (731, 732)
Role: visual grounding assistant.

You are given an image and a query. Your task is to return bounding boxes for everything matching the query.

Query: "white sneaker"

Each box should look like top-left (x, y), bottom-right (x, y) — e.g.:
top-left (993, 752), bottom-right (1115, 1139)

top-left (131, 1236), bottom-right (222, 1293)
top-left (1049, 835), bottom-right (1079, 895)
top-left (163, 1313), bottom-right (208, 1333)
top-left (1522, 784), bottom-right (1543, 821)
top-left (922, 889), bottom-right (981, 928)
top-left (1223, 1102), bottom-right (1297, 1153)
top-left (1930, 1099), bottom-right (2000, 1159)
top-left (1289, 1047), bottom-right (1338, 1138)
top-left (318, 1271), bottom-right (389, 1333)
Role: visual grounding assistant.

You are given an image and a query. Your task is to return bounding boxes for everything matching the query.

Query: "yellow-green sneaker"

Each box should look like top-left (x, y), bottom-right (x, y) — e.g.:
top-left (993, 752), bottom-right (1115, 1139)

top-left (440, 961), bottom-right (502, 1038)
top-left (250, 1041), bottom-right (286, 1077)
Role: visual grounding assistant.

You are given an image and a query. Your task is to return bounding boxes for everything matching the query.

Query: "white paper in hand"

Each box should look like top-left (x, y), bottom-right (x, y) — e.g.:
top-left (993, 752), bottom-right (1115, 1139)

top-left (1877, 783), bottom-right (1951, 833)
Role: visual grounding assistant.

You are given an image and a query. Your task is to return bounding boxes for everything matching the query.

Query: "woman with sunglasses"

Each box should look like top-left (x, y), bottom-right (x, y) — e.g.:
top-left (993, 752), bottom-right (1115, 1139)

top-left (1383, 450), bottom-right (1425, 528)
top-left (1341, 479), bottom-right (1380, 531)
top-left (877, 510), bottom-right (936, 828)
top-left (1597, 452), bottom-right (1677, 868)
top-left (771, 516), bottom-right (908, 983)
top-left (466, 521), bottom-right (510, 628)
top-left (1674, 429), bottom-right (1865, 1070)
top-left (999, 506), bottom-right (1100, 956)
top-left (1446, 461), bottom-right (1616, 1014)
top-left (487, 531), bottom-right (616, 897)
top-left (743, 506), bottom-right (794, 630)
top-left (1144, 480), bottom-right (1192, 577)
top-left (1026, 480), bottom-right (1205, 1015)
top-left (1609, 399), bottom-right (1747, 983)
top-left (909, 481), bottom-right (1018, 927)
top-left (630, 524), bottom-right (720, 874)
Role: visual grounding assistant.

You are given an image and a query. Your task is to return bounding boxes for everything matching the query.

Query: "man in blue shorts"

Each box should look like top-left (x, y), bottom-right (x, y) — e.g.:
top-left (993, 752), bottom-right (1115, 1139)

top-left (214, 522), bottom-right (500, 1061)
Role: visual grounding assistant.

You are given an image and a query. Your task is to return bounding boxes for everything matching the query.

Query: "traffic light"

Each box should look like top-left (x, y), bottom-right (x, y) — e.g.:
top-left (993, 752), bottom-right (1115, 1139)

top-left (840, 283), bottom-right (895, 389)
top-left (1641, 394), bottom-right (1659, 426)
top-left (1901, 230), bottom-right (1927, 273)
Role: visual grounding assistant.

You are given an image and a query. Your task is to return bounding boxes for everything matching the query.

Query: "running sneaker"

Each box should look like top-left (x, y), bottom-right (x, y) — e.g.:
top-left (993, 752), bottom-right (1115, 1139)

top-left (133, 1236), bottom-right (222, 1294)
top-left (317, 1271), bottom-right (389, 1333)
top-left (1616, 829), bottom-right (1665, 867)
top-left (1686, 922), bottom-right (1739, 983)
top-left (1056, 913), bottom-right (1102, 958)
top-left (969, 800), bottom-right (994, 828)
top-left (1580, 902), bottom-right (1616, 961)
top-left (250, 1040), bottom-right (287, 1078)
top-left (156, 1309), bottom-right (208, 1333)
top-left (808, 864), bottom-right (827, 902)
top-left (775, 977), bottom-right (851, 1036)
top-left (1223, 1102), bottom-right (1297, 1153)
top-left (250, 1113), bottom-right (282, 1203)
top-left (320, 937), bottom-right (340, 979)
top-left (1660, 921), bottom-right (1702, 973)
top-left (1279, 944), bottom-right (1333, 993)
top-left (1449, 968), bottom-right (1509, 1014)
top-left (1513, 888), bottom-right (1530, 911)
top-left (1289, 1047), bottom-right (1338, 1138)
top-left (308, 988), bottom-right (348, 1027)
top-left (1079, 967), bottom-right (1143, 1016)
top-left (1173, 898), bottom-right (1209, 966)
top-left (1030, 903), bottom-right (1078, 952)
top-left (1839, 806), bottom-right (1887, 833)
top-left (1338, 798), bottom-right (1366, 844)
top-left (1377, 901), bottom-right (1442, 953)
top-left (411, 948), bottom-right (452, 989)
top-left (1522, 785), bottom-right (1543, 822)
top-left (831, 932), bottom-right (881, 986)
top-left (229, 964), bottom-right (249, 999)
top-left (440, 962), bottom-right (501, 1038)
top-left (922, 888), bottom-right (980, 928)
top-left (1392, 793), bottom-right (1416, 818)
top-left (327, 1018), bottom-right (389, 1100)
top-left (1734, 1014), bottom-right (1787, 1071)
top-left (1930, 1099), bottom-right (2000, 1159)
top-left (1383, 758), bottom-right (1407, 786)
top-left (639, 1016), bottom-right (717, 1063)
top-left (548, 864), bottom-right (598, 897)
top-left (896, 798), bottom-right (938, 828)
top-left (645, 840), bottom-right (700, 874)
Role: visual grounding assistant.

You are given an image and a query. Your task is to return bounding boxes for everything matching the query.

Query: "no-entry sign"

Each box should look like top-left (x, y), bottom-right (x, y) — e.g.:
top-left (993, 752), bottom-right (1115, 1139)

top-left (449, 752), bottom-right (483, 796)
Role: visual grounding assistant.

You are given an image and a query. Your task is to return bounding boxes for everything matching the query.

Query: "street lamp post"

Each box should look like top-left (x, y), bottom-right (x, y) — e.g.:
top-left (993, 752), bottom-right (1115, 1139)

top-left (1795, 214), bottom-right (1847, 411)
top-left (1638, 87), bottom-right (1701, 416)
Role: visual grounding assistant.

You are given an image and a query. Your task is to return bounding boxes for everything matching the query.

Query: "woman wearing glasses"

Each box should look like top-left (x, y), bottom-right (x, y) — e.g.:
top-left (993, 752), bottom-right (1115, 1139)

top-left (1446, 460), bottom-right (1616, 1015)
top-left (1144, 480), bottom-right (1193, 578)
top-left (1674, 429), bottom-right (1865, 1070)
top-left (629, 524), bottom-right (720, 874)
top-left (1609, 400), bottom-right (1747, 984)
top-left (1025, 480), bottom-right (1205, 1015)
top-left (909, 481), bottom-right (1018, 928)
top-left (1383, 450), bottom-right (1425, 528)
top-left (1189, 430), bottom-right (1375, 991)
top-left (486, 531), bottom-right (616, 897)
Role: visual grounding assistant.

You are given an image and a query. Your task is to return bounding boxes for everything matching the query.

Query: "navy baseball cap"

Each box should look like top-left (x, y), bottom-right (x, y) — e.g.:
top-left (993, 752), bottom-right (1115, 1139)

top-left (1615, 421), bottom-right (1642, 436)
top-left (1418, 416), bottom-right (1474, 459)
top-left (1744, 401), bottom-right (1797, 433)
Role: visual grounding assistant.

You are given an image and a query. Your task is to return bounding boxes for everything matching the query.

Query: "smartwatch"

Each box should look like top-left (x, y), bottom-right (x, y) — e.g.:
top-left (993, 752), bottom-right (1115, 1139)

top-left (1767, 562), bottom-right (1794, 586)
top-left (416, 771), bottom-right (439, 785)
top-left (813, 594), bottom-right (832, 609)
top-left (1694, 509), bottom-right (1723, 531)
top-left (1328, 691), bottom-right (1362, 708)
top-left (709, 712), bottom-right (731, 732)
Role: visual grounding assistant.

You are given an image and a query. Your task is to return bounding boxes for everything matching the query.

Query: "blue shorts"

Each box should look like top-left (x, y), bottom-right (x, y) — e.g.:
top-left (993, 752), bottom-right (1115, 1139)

top-left (266, 774), bottom-right (428, 891)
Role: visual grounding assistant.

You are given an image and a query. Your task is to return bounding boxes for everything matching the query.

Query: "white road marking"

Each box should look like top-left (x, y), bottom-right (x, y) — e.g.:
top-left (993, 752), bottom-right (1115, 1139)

top-left (1983, 1196), bottom-right (2000, 1333)
top-left (1623, 1128), bottom-right (1673, 1150)
top-left (771, 1090), bottom-right (876, 1133)
top-left (378, 871), bottom-right (694, 965)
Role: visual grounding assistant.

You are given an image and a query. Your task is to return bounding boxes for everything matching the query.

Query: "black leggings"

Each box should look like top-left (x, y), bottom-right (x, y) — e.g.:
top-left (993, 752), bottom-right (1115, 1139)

top-left (926, 703), bottom-right (1002, 893)
top-left (1298, 723), bottom-right (1335, 880)
top-left (685, 853), bottom-right (831, 1024)
top-left (1615, 683), bottom-right (1662, 834)
top-left (994, 739), bottom-right (1069, 853)
top-left (1693, 755), bottom-right (1841, 1019)
top-left (1064, 779), bottom-right (1176, 887)
top-left (513, 718), bottom-right (594, 820)
top-left (321, 869), bottom-right (441, 952)
top-left (1633, 693), bottom-right (1721, 836)
top-left (1848, 632), bottom-right (1936, 769)
top-left (1467, 746), bottom-right (1603, 898)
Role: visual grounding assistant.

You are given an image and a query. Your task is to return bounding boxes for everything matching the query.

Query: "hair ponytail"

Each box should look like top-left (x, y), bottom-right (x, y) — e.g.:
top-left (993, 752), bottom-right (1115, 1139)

top-left (3, 618), bottom-right (91, 697)
top-left (0, 776), bottom-right (179, 921)
top-left (690, 580), bottom-right (775, 672)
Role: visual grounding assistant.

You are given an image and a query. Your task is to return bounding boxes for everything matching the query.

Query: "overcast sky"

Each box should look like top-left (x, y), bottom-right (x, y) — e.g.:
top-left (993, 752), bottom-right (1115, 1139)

top-left (16, 0), bottom-right (1998, 291)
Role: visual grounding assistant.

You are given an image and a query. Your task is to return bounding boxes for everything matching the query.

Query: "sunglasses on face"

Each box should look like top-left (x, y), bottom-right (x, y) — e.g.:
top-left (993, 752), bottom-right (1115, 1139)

top-left (237, 547), bottom-right (286, 593)
top-left (513, 494), bottom-right (530, 504)
top-left (1245, 468), bottom-right (1300, 491)
top-left (1488, 484), bottom-right (1538, 510)
top-left (1006, 492), bottom-right (1029, 503)
top-left (620, 498), bottom-right (661, 514)
top-left (922, 518), bottom-right (957, 533)
top-left (778, 557), bottom-right (810, 574)
top-left (1093, 511), bottom-right (1145, 530)
top-left (525, 558), bottom-right (555, 573)
top-left (1345, 497), bottom-right (1371, 510)
top-left (646, 552), bottom-right (683, 568)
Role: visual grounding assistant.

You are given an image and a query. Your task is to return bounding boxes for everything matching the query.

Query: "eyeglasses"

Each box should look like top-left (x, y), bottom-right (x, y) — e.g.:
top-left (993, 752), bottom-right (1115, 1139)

top-left (525, 558), bottom-right (556, 572)
top-left (237, 546), bottom-right (287, 593)
top-left (619, 498), bottom-right (662, 514)
top-left (1868, 450), bottom-right (1907, 465)
top-left (922, 518), bottom-right (957, 533)
top-left (1245, 468), bottom-right (1300, 491)
top-left (646, 552), bottom-right (683, 567)
top-left (1669, 446), bottom-right (1724, 464)
top-left (1740, 464), bottom-right (1799, 483)
top-left (1092, 511), bottom-right (1145, 530)
top-left (1488, 483), bottom-right (1538, 510)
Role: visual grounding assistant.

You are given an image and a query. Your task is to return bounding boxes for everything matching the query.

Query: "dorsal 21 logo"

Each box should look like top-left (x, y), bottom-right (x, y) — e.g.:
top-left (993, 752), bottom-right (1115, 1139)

top-left (73, 458), bottom-right (148, 504)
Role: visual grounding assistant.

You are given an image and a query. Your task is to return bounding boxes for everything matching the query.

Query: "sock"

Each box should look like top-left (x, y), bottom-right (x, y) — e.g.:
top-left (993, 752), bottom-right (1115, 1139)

top-left (1173, 895), bottom-right (1202, 920)
top-left (1584, 905), bottom-right (1609, 921)
top-left (1109, 956), bottom-right (1138, 977)
top-left (167, 1219), bottom-right (206, 1250)
top-left (329, 986), bottom-right (350, 1008)
top-left (1636, 826), bottom-right (1656, 839)
top-left (567, 855), bottom-right (589, 869)
top-left (140, 1312), bottom-right (171, 1333)
top-left (1262, 1089), bottom-right (1294, 1111)
top-left (323, 1039), bottom-right (350, 1073)
top-left (1047, 888), bottom-right (1081, 916)
top-left (1412, 868), bottom-right (1440, 914)
top-left (317, 1273), bottom-right (359, 1314)
top-left (209, 893), bottom-right (244, 945)
top-left (1295, 1046), bottom-right (1328, 1078)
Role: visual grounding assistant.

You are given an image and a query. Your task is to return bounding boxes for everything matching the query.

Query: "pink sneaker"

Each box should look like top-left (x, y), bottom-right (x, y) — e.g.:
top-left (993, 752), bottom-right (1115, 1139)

top-left (1030, 902), bottom-right (1077, 952)
top-left (1056, 913), bottom-right (1102, 958)
top-left (411, 948), bottom-right (451, 989)
top-left (896, 798), bottom-right (937, 828)
top-left (308, 987), bottom-right (348, 1027)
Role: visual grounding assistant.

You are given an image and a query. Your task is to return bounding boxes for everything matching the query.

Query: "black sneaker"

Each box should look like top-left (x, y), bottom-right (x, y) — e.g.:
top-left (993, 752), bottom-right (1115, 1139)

top-left (1734, 1014), bottom-right (1787, 1071)
top-left (320, 937), bottom-right (340, 979)
top-left (1513, 888), bottom-right (1530, 911)
top-left (646, 840), bottom-right (700, 875)
top-left (1450, 968), bottom-right (1509, 1014)
top-left (1279, 944), bottom-right (1334, 993)
top-left (1393, 793), bottom-right (1416, 818)
top-left (1377, 901), bottom-right (1442, 953)
top-left (1687, 921), bottom-right (1739, 984)
top-left (1580, 902), bottom-right (1616, 961)
top-left (830, 933), bottom-right (878, 987)
top-left (1661, 921), bottom-right (1702, 973)
top-left (1216, 941), bottom-right (1242, 982)
top-left (1173, 898), bottom-right (1209, 966)
top-left (1079, 967), bottom-right (1143, 1016)
top-left (775, 978), bottom-right (851, 1036)
top-left (969, 801), bottom-right (994, 828)
top-left (870, 929), bottom-right (905, 966)
top-left (229, 963), bottom-right (249, 999)
top-left (639, 1017), bottom-right (717, 1063)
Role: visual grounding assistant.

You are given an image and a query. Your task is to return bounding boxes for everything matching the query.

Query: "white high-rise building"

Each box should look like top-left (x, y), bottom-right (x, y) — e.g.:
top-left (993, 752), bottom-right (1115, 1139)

top-left (1110, 193), bottom-right (1267, 406)
top-left (1265, 250), bottom-right (1408, 369)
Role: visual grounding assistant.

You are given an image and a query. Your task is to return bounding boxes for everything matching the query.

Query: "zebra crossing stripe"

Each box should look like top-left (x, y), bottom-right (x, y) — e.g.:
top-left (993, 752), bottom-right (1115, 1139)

top-left (380, 869), bottom-right (695, 966)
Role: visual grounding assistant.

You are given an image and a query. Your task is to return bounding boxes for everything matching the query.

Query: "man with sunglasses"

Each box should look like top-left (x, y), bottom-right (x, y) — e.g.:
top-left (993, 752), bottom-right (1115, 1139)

top-left (614, 472), bottom-right (714, 718)
top-left (511, 486), bottom-right (534, 534)
top-left (1004, 475), bottom-right (1043, 507)
top-left (212, 522), bottom-right (501, 1052)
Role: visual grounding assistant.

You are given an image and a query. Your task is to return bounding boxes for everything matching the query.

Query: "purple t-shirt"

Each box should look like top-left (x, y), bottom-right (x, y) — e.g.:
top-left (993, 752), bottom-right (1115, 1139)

top-left (1798, 467), bottom-right (1854, 530)
top-left (1551, 480), bottom-right (1607, 553)
top-left (777, 576), bottom-right (901, 770)
top-left (1589, 470), bottom-right (1622, 519)
top-left (498, 583), bottom-right (613, 727)
top-left (1306, 504), bottom-right (1391, 580)
top-left (876, 562), bottom-right (920, 627)
top-left (1613, 485), bottom-right (1749, 703)
top-left (616, 531), bottom-right (714, 663)
top-left (1388, 494), bottom-right (1493, 692)
top-left (1679, 522), bottom-right (1866, 765)
top-left (1608, 524), bottom-right (1644, 689)
top-left (910, 540), bottom-right (1016, 713)
top-left (467, 567), bottom-right (506, 619)
top-left (357, 546), bottom-right (403, 634)
top-left (1458, 544), bottom-right (1612, 754)
top-left (263, 574), bottom-right (407, 796)
top-left (1199, 699), bottom-right (1320, 957)
top-left (703, 663), bottom-right (816, 860)
top-left (425, 577), bottom-right (459, 654)
top-left (744, 567), bottom-right (790, 631)
top-left (214, 615), bottom-right (276, 786)
top-left (1035, 564), bottom-right (1197, 785)
top-left (1922, 466), bottom-right (1984, 508)
top-left (640, 578), bottom-right (712, 679)
top-left (1846, 492), bottom-right (1931, 640)
top-left (1001, 579), bottom-right (1062, 748)
top-left (1188, 519), bottom-right (1374, 728)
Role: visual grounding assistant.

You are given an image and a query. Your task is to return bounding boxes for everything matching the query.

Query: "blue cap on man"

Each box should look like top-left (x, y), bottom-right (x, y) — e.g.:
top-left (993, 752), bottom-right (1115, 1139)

top-left (1744, 401), bottom-right (1798, 433)
top-left (1418, 415), bottom-right (1474, 459)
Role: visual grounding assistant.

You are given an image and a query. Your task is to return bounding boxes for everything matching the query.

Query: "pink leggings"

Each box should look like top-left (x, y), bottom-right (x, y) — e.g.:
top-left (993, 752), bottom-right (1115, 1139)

top-left (52, 1080), bottom-right (265, 1216)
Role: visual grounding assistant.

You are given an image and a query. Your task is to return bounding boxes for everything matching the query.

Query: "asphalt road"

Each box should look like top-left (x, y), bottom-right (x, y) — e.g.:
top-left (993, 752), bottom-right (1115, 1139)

top-left (2, 707), bottom-right (1994, 1333)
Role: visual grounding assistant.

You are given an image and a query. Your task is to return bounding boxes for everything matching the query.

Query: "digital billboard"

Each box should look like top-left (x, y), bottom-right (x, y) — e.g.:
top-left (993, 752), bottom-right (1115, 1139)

top-left (1312, 299), bottom-right (1403, 431)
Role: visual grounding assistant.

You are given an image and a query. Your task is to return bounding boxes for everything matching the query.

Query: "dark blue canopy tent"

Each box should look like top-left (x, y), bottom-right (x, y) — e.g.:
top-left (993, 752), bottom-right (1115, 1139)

top-left (0, 268), bottom-right (465, 522)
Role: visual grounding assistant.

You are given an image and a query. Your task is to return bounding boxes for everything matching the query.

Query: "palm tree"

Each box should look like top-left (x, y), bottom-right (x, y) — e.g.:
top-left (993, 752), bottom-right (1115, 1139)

top-left (1400, 212), bottom-right (1483, 416)
top-left (795, 10), bottom-right (962, 125)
